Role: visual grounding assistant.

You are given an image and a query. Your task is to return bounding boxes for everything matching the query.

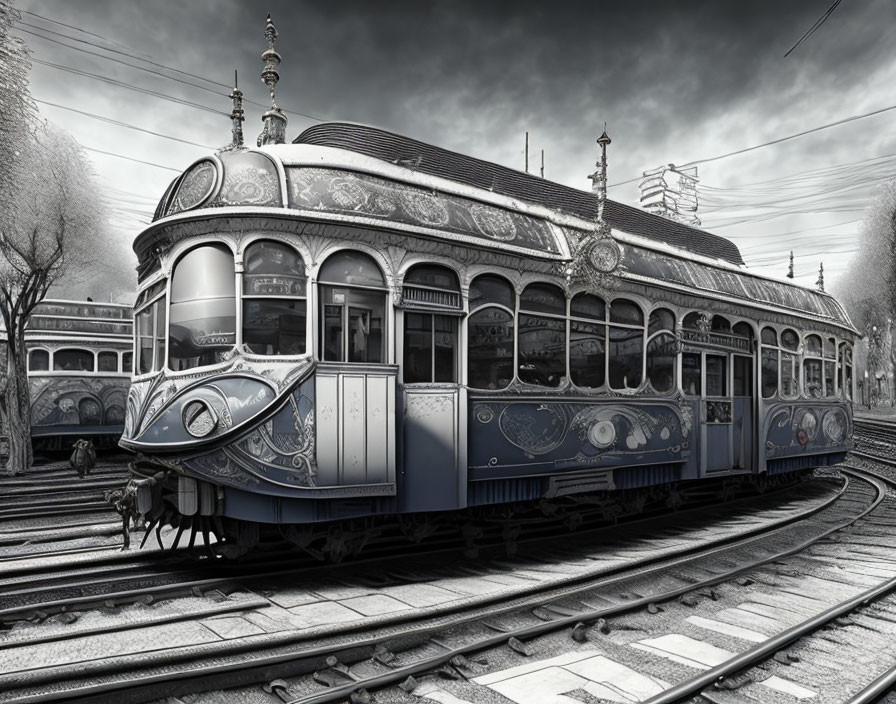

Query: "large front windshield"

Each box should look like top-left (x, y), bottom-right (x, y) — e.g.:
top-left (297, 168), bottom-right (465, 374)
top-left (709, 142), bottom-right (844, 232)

top-left (168, 244), bottom-right (236, 370)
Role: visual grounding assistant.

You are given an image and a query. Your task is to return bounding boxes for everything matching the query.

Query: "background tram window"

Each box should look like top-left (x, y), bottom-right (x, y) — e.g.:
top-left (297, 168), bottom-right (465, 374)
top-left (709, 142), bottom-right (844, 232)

top-left (97, 351), bottom-right (118, 372)
top-left (761, 348), bottom-right (778, 398)
top-left (705, 355), bottom-right (727, 396)
top-left (682, 352), bottom-right (701, 395)
top-left (54, 349), bottom-right (94, 372)
top-left (28, 349), bottom-right (49, 372)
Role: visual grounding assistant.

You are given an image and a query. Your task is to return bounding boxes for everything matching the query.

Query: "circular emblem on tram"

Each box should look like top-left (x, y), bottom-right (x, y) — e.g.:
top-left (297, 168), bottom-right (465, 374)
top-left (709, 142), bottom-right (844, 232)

top-left (586, 236), bottom-right (621, 273)
top-left (822, 409), bottom-right (846, 443)
top-left (588, 419), bottom-right (617, 449)
top-left (183, 399), bottom-right (218, 439)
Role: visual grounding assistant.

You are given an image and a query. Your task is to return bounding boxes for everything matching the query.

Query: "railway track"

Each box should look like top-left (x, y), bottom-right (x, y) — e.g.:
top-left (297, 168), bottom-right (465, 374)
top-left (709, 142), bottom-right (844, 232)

top-left (0, 468), bottom-right (871, 703)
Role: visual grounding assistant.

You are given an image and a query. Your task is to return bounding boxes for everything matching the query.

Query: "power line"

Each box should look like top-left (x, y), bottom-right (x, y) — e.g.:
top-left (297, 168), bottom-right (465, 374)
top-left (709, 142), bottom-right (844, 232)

top-left (785, 0), bottom-right (844, 58)
top-left (16, 19), bottom-right (228, 89)
top-left (84, 146), bottom-right (181, 172)
top-left (20, 9), bottom-right (149, 56)
top-left (34, 98), bottom-right (215, 149)
top-left (31, 58), bottom-right (228, 116)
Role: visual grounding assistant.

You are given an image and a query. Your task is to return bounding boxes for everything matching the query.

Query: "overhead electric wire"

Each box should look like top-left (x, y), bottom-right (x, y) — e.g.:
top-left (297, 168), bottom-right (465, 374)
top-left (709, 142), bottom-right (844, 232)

top-left (20, 9), bottom-right (145, 55)
top-left (34, 98), bottom-right (215, 149)
top-left (16, 19), bottom-right (228, 88)
top-left (18, 18), bottom-right (328, 122)
top-left (785, 0), bottom-right (844, 58)
top-left (85, 146), bottom-right (181, 172)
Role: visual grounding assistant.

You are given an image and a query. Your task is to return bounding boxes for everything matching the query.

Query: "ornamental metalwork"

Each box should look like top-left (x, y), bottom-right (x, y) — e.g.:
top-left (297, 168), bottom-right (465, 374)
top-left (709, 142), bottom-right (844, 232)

top-left (169, 160), bottom-right (216, 214)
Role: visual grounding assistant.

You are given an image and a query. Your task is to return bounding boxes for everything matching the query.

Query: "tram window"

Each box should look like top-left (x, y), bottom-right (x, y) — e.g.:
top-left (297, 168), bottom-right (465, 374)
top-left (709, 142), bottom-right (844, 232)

top-left (318, 251), bottom-right (387, 363)
top-left (469, 275), bottom-right (514, 311)
top-left (169, 244), bottom-right (236, 371)
top-left (839, 343), bottom-right (853, 399)
top-left (570, 318), bottom-right (605, 388)
top-left (519, 283), bottom-right (566, 387)
top-left (154, 300), bottom-right (166, 372)
top-left (734, 356), bottom-right (752, 397)
top-left (29, 349), bottom-right (49, 371)
top-left (711, 315), bottom-right (730, 333)
top-left (781, 329), bottom-right (799, 351)
top-left (781, 352), bottom-right (798, 397)
top-left (242, 241), bottom-right (307, 356)
top-left (706, 355), bottom-right (727, 396)
top-left (648, 308), bottom-right (675, 335)
top-left (805, 334), bottom-right (822, 356)
top-left (54, 349), bottom-right (94, 372)
top-left (803, 334), bottom-right (823, 398)
top-left (682, 352), bottom-right (701, 396)
top-left (403, 312), bottom-right (457, 383)
top-left (136, 307), bottom-right (153, 375)
top-left (468, 306), bottom-right (514, 389)
top-left (609, 326), bottom-right (643, 389)
top-left (97, 352), bottom-right (118, 372)
top-left (760, 327), bottom-right (777, 346)
top-left (570, 293), bottom-right (605, 320)
top-left (122, 351), bottom-right (133, 374)
top-left (824, 360), bottom-right (836, 397)
top-left (609, 299), bottom-right (644, 326)
top-left (646, 333), bottom-right (675, 393)
top-left (518, 313), bottom-right (565, 387)
top-left (403, 264), bottom-right (460, 309)
top-left (218, 152), bottom-right (281, 207)
top-left (761, 348), bottom-right (778, 399)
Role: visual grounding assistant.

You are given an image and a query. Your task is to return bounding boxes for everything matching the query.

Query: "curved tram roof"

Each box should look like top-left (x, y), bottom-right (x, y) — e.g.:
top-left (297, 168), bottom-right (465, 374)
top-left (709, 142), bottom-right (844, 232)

top-left (135, 122), bottom-right (856, 334)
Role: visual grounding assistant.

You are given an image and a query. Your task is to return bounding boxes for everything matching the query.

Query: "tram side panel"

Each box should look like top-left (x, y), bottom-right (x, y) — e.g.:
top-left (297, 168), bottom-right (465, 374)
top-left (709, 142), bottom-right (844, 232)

top-left (760, 400), bottom-right (851, 474)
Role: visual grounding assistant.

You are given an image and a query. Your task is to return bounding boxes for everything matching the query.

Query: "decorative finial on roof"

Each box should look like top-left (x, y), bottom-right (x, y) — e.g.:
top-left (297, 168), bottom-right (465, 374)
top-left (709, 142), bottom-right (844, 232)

top-left (816, 262), bottom-right (825, 291)
top-left (589, 124), bottom-right (611, 219)
top-left (222, 69), bottom-right (245, 151)
top-left (565, 124), bottom-right (620, 291)
top-left (258, 14), bottom-right (287, 146)
top-left (787, 250), bottom-right (794, 279)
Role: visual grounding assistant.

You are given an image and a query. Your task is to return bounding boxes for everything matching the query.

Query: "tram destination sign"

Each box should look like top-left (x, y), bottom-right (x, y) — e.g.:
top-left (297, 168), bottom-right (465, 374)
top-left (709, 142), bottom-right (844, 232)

top-left (680, 329), bottom-right (751, 352)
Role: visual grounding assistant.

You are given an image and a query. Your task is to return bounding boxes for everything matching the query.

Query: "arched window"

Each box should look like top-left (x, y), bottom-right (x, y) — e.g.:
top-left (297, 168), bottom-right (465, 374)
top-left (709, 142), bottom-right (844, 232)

top-left (218, 152), bottom-right (281, 207)
top-left (824, 337), bottom-right (837, 396)
top-left (97, 351), bottom-right (118, 372)
top-left (647, 308), bottom-right (675, 393)
top-left (608, 298), bottom-right (644, 390)
top-left (570, 293), bottom-right (606, 389)
top-left (803, 334), bottom-right (823, 398)
top-left (242, 241), bottom-right (306, 356)
top-left (468, 275), bottom-right (515, 390)
top-left (711, 315), bottom-right (731, 333)
top-left (518, 283), bottom-right (566, 387)
top-left (319, 251), bottom-right (387, 363)
top-left (54, 349), bottom-right (94, 372)
top-left (760, 326), bottom-right (778, 399)
top-left (402, 264), bottom-right (460, 383)
top-left (780, 329), bottom-right (799, 398)
top-left (28, 349), bottom-right (49, 372)
top-left (168, 243), bottom-right (235, 371)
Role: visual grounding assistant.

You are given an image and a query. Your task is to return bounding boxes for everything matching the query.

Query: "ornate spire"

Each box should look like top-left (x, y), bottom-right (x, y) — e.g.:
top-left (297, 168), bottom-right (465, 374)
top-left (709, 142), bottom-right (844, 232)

top-left (224, 70), bottom-right (244, 150)
top-left (257, 14), bottom-right (287, 146)
top-left (589, 125), bottom-right (612, 221)
top-left (816, 262), bottom-right (825, 291)
top-left (565, 126), bottom-right (620, 291)
top-left (787, 250), bottom-right (794, 279)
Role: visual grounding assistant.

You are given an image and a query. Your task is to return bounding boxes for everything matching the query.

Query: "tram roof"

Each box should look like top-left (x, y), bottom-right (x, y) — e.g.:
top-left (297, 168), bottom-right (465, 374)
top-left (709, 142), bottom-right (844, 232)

top-left (292, 122), bottom-right (745, 267)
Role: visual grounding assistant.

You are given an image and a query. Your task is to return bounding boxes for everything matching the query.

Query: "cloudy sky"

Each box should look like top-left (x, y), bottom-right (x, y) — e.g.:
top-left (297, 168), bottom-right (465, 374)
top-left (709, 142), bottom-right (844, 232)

top-left (11, 0), bottom-right (896, 297)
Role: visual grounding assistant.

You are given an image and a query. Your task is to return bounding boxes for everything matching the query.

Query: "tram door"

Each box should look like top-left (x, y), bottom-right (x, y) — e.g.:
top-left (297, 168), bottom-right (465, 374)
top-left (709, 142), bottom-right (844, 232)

top-left (690, 350), bottom-right (754, 475)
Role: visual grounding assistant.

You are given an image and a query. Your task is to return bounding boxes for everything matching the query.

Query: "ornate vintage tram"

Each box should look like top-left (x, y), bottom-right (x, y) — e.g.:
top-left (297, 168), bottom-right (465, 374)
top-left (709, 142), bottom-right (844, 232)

top-left (120, 121), bottom-right (856, 543)
top-left (24, 299), bottom-right (133, 452)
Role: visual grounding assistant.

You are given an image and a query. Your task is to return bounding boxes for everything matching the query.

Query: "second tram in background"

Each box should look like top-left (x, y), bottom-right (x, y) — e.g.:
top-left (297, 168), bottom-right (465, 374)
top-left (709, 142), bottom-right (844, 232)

top-left (119, 120), bottom-right (857, 550)
top-left (24, 299), bottom-right (133, 453)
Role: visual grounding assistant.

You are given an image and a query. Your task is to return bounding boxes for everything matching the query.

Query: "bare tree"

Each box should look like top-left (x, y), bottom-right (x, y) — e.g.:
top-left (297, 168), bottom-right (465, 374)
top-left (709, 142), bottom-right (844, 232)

top-left (0, 1), bottom-right (111, 473)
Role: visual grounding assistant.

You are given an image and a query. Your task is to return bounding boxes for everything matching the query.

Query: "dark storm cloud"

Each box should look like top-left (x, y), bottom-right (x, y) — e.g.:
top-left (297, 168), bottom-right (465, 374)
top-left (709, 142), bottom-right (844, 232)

top-left (14, 0), bottom-right (896, 286)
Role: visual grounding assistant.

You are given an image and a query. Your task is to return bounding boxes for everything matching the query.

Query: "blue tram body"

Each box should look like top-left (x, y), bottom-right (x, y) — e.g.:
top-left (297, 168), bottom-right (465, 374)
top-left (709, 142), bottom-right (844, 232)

top-left (121, 123), bottom-right (856, 529)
